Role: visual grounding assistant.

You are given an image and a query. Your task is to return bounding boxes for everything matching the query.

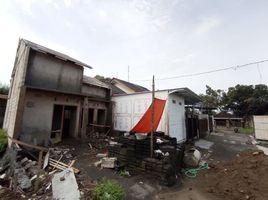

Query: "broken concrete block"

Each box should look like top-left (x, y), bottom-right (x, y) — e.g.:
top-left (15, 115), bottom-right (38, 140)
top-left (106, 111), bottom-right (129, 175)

top-left (52, 168), bottom-right (80, 200)
top-left (96, 153), bottom-right (107, 158)
top-left (14, 168), bottom-right (32, 191)
top-left (94, 160), bottom-right (102, 167)
top-left (101, 157), bottom-right (117, 168)
top-left (20, 157), bottom-right (28, 165)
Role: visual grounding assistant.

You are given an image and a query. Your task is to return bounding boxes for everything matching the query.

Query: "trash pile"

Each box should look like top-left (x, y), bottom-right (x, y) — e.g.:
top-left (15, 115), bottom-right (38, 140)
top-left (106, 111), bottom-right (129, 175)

top-left (0, 142), bottom-right (81, 200)
top-left (104, 132), bottom-right (184, 186)
top-left (202, 150), bottom-right (268, 200)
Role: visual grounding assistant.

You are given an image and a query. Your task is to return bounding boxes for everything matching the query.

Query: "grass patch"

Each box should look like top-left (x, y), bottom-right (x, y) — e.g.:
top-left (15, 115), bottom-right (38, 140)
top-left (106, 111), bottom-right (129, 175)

top-left (239, 127), bottom-right (254, 134)
top-left (92, 179), bottom-right (125, 200)
top-left (0, 129), bottom-right (8, 153)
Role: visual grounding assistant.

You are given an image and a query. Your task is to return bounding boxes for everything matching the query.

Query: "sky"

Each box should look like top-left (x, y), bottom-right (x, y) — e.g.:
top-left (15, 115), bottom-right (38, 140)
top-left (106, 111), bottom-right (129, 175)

top-left (0, 0), bottom-right (268, 94)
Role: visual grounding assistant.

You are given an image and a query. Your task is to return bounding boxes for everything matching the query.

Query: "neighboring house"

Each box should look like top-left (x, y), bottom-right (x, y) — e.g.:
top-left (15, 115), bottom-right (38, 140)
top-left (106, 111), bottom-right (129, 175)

top-left (3, 39), bottom-right (111, 146)
top-left (112, 88), bottom-right (201, 142)
top-left (0, 94), bottom-right (8, 128)
top-left (109, 78), bottom-right (149, 95)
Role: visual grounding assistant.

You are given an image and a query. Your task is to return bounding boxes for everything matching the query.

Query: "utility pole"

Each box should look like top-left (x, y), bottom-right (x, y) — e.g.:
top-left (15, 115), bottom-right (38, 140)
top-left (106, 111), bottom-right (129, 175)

top-left (150, 75), bottom-right (155, 158)
top-left (128, 65), bottom-right (130, 82)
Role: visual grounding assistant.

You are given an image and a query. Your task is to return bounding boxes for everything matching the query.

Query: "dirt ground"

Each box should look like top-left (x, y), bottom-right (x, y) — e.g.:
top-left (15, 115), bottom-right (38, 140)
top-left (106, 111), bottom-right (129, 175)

top-left (0, 131), bottom-right (260, 200)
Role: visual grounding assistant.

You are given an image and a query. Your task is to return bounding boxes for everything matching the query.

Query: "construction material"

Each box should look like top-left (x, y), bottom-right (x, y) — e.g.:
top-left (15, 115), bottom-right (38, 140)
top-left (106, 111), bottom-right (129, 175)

top-left (52, 168), bottom-right (80, 200)
top-left (49, 158), bottom-right (80, 174)
top-left (101, 157), bottom-right (117, 168)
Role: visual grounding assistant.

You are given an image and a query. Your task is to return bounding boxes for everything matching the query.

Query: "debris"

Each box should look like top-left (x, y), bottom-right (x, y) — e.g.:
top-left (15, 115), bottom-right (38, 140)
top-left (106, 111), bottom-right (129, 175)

top-left (94, 160), bottom-right (102, 167)
top-left (14, 168), bottom-right (32, 191)
top-left (101, 157), bottom-right (117, 168)
top-left (52, 168), bottom-right (80, 200)
top-left (156, 138), bottom-right (164, 144)
top-left (88, 143), bottom-right (93, 149)
top-left (184, 148), bottom-right (201, 167)
top-left (49, 158), bottom-right (80, 174)
top-left (96, 153), bottom-right (107, 158)
top-left (42, 151), bottom-right (50, 169)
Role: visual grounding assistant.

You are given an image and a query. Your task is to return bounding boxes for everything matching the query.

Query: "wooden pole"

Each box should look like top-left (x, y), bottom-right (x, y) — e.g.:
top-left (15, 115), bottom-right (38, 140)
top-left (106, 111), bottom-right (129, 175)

top-left (151, 75), bottom-right (155, 158)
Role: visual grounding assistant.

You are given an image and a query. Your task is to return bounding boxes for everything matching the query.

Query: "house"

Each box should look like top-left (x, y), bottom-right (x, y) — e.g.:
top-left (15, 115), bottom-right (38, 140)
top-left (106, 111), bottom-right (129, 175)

top-left (109, 78), bottom-right (149, 95)
top-left (0, 94), bottom-right (8, 128)
top-left (3, 39), bottom-right (111, 146)
top-left (112, 87), bottom-right (201, 142)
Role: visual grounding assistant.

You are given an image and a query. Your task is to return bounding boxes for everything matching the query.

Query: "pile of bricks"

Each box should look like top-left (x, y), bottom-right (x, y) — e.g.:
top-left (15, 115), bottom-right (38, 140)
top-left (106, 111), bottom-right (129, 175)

top-left (108, 134), bottom-right (184, 186)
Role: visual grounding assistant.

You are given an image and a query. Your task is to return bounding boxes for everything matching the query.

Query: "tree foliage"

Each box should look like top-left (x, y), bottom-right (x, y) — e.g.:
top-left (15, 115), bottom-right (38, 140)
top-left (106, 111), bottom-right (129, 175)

top-left (94, 75), bottom-right (112, 83)
top-left (200, 84), bottom-right (268, 117)
top-left (0, 83), bottom-right (9, 95)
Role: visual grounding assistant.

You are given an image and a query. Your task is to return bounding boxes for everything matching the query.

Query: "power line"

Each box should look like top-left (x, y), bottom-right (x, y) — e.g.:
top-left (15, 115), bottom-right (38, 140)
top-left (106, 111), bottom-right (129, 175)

top-left (130, 59), bottom-right (268, 82)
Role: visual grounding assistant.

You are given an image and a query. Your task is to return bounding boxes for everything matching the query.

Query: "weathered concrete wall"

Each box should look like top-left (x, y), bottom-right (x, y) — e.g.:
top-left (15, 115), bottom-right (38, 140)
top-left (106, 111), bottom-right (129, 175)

top-left (82, 84), bottom-right (107, 98)
top-left (3, 41), bottom-right (29, 138)
top-left (25, 51), bottom-right (83, 94)
top-left (20, 89), bottom-right (82, 146)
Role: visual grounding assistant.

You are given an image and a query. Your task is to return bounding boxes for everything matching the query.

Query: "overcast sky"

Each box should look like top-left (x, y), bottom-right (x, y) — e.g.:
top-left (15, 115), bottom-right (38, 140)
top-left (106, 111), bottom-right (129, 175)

top-left (1, 0), bottom-right (268, 94)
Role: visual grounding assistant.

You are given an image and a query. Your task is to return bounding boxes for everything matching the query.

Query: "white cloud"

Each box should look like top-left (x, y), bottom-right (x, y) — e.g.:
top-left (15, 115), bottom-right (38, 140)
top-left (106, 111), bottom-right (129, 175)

top-left (195, 17), bottom-right (222, 36)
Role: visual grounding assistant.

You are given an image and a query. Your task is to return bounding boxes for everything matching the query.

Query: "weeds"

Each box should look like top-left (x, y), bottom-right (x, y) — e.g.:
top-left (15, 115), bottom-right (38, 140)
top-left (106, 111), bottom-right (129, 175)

top-left (0, 129), bottom-right (8, 153)
top-left (92, 179), bottom-right (125, 200)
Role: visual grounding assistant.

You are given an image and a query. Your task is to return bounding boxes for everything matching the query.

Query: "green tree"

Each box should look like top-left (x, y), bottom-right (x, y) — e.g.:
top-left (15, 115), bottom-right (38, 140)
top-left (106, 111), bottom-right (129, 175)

top-left (94, 75), bottom-right (112, 83)
top-left (0, 83), bottom-right (9, 95)
top-left (199, 85), bottom-right (225, 109)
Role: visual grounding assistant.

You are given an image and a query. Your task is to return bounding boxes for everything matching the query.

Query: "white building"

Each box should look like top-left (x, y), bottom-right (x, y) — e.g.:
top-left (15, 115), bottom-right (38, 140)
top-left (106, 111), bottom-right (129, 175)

top-left (112, 88), bottom-right (201, 142)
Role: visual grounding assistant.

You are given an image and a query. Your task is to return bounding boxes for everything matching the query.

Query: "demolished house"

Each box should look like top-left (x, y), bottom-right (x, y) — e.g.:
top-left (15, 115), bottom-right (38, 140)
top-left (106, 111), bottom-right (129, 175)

top-left (112, 87), bottom-right (201, 142)
top-left (3, 39), bottom-right (111, 146)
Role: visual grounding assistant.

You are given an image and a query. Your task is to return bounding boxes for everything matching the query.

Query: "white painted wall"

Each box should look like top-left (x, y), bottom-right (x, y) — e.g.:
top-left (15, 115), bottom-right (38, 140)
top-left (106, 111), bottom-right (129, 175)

top-left (112, 91), bottom-right (187, 142)
top-left (254, 115), bottom-right (268, 140)
top-left (167, 93), bottom-right (186, 142)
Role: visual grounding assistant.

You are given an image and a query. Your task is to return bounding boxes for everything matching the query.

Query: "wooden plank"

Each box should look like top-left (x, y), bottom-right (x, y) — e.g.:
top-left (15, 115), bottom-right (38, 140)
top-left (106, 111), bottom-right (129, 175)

top-left (8, 136), bottom-right (48, 151)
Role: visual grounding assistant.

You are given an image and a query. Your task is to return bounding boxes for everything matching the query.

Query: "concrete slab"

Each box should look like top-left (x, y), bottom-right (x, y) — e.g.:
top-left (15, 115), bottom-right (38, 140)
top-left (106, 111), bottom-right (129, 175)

top-left (256, 145), bottom-right (268, 156)
top-left (195, 139), bottom-right (214, 150)
top-left (52, 168), bottom-right (80, 200)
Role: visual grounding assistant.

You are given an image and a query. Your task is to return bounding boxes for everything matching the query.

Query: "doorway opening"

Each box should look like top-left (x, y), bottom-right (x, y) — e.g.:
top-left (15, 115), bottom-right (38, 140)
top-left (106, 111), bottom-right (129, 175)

top-left (51, 105), bottom-right (77, 144)
top-left (97, 109), bottom-right (105, 125)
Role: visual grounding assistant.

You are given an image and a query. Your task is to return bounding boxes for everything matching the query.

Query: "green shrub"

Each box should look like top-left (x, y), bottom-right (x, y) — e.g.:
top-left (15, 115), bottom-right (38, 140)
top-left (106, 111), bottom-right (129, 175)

top-left (92, 179), bottom-right (125, 200)
top-left (0, 129), bottom-right (8, 153)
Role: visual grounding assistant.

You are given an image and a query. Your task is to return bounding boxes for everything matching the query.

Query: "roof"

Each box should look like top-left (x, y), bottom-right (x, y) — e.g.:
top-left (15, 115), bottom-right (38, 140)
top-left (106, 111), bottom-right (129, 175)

top-left (111, 78), bottom-right (149, 94)
top-left (113, 87), bottom-right (202, 104)
top-left (21, 39), bottom-right (92, 69)
top-left (83, 76), bottom-right (110, 89)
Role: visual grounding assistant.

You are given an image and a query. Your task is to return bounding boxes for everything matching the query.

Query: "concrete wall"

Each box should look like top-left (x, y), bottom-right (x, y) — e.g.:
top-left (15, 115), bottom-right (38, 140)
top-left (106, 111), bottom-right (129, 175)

top-left (167, 93), bottom-right (186, 142)
top-left (254, 115), bottom-right (268, 140)
top-left (3, 41), bottom-right (29, 138)
top-left (20, 89), bottom-right (82, 146)
top-left (82, 84), bottom-right (107, 98)
top-left (25, 51), bottom-right (83, 94)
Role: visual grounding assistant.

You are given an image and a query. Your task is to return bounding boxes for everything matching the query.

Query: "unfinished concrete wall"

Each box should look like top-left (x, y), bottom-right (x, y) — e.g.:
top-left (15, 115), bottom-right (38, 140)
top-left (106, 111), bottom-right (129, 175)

top-left (82, 84), bottom-right (107, 98)
top-left (3, 41), bottom-right (29, 138)
top-left (25, 51), bottom-right (83, 94)
top-left (20, 89), bottom-right (82, 146)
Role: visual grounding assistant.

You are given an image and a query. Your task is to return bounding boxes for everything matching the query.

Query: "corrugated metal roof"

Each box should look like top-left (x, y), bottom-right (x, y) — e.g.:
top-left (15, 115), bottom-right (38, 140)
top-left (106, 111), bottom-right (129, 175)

top-left (22, 39), bottom-right (92, 69)
top-left (83, 76), bottom-right (110, 89)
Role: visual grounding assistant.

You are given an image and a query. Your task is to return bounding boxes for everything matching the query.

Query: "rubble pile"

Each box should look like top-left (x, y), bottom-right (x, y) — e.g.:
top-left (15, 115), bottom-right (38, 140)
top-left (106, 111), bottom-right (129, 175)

top-left (108, 133), bottom-right (184, 186)
top-left (202, 150), bottom-right (268, 200)
top-left (0, 146), bottom-right (52, 199)
top-left (0, 145), bottom-right (81, 199)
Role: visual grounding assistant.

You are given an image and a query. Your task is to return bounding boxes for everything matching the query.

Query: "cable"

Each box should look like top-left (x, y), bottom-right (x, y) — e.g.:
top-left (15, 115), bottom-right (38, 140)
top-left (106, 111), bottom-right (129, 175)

top-left (130, 59), bottom-right (268, 82)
